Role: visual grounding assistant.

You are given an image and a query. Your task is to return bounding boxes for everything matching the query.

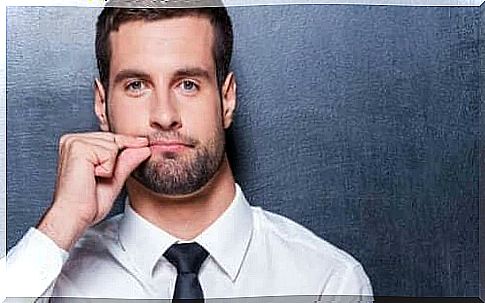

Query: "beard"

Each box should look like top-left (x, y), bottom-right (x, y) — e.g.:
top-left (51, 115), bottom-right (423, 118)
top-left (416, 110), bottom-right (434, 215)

top-left (131, 126), bottom-right (225, 196)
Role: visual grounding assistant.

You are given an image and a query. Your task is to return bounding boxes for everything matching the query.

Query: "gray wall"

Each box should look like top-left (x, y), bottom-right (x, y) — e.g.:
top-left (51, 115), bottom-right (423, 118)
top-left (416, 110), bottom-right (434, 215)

top-left (6, 5), bottom-right (480, 297)
top-left (480, 3), bottom-right (485, 302)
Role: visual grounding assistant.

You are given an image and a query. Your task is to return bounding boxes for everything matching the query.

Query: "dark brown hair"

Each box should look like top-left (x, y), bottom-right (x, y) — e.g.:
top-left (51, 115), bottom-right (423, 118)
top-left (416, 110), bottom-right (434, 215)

top-left (95, 0), bottom-right (233, 95)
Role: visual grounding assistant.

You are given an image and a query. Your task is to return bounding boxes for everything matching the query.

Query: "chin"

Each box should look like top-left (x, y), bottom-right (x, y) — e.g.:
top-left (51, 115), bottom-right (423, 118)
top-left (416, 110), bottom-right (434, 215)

top-left (131, 140), bottom-right (225, 198)
top-left (152, 186), bottom-right (207, 199)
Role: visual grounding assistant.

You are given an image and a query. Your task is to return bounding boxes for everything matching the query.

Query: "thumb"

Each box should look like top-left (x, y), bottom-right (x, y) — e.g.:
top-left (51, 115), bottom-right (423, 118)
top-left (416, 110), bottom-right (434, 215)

top-left (114, 147), bottom-right (151, 184)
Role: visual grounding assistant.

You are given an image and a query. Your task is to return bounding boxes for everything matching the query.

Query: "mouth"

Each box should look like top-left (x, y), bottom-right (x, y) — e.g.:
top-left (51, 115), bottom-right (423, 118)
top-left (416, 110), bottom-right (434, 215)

top-left (149, 140), bottom-right (194, 153)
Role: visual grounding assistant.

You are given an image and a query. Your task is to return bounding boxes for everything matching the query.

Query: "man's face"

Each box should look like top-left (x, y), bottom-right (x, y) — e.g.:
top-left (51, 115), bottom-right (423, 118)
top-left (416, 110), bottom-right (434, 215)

top-left (95, 16), bottom-right (236, 196)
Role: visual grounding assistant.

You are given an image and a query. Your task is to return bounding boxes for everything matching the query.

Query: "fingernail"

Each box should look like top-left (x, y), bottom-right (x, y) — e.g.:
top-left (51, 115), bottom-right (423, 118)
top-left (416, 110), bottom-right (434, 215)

top-left (136, 137), bottom-right (148, 143)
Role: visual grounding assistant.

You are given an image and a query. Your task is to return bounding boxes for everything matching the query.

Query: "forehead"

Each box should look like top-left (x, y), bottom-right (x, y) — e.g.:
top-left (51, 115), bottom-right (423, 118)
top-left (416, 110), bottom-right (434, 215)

top-left (108, 16), bottom-right (216, 75)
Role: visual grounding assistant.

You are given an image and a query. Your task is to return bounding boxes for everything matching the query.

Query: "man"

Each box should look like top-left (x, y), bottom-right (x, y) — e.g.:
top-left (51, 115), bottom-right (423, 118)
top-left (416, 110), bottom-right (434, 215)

top-left (5, 0), bottom-right (373, 301)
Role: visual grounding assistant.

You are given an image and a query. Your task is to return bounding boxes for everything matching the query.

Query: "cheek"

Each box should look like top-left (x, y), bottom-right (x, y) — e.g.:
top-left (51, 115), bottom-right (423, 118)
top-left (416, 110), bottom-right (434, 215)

top-left (108, 101), bottom-right (149, 134)
top-left (181, 103), bottom-right (222, 134)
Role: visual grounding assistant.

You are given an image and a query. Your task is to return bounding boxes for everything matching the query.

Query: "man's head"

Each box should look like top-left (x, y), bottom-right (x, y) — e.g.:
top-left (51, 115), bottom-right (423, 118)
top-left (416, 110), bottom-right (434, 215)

top-left (93, 1), bottom-right (237, 196)
top-left (95, 1), bottom-right (234, 95)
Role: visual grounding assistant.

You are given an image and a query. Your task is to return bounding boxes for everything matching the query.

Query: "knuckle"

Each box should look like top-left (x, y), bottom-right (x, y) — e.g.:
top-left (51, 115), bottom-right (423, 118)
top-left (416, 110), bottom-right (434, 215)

top-left (69, 139), bottom-right (84, 150)
top-left (110, 148), bottom-right (119, 159)
top-left (112, 135), bottom-right (122, 146)
top-left (100, 148), bottom-right (117, 164)
top-left (103, 149), bottom-right (116, 162)
top-left (59, 134), bottom-right (74, 157)
top-left (66, 139), bottom-right (90, 157)
top-left (108, 142), bottom-right (119, 153)
top-left (59, 134), bottom-right (71, 147)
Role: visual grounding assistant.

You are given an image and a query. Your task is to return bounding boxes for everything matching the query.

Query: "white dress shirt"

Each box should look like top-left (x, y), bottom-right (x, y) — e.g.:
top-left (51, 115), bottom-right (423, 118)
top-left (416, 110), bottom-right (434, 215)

top-left (6, 184), bottom-right (373, 302)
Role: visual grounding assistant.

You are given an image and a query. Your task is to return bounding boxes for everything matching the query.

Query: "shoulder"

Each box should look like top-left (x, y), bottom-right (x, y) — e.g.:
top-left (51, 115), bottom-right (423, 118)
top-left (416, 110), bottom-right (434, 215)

top-left (251, 207), bottom-right (372, 295)
top-left (254, 207), bottom-right (359, 266)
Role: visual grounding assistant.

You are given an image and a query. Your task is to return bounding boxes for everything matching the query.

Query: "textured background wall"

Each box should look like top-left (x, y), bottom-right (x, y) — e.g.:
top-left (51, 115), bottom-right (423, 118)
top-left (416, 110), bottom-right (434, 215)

top-left (479, 3), bottom-right (484, 301)
top-left (6, 5), bottom-right (480, 297)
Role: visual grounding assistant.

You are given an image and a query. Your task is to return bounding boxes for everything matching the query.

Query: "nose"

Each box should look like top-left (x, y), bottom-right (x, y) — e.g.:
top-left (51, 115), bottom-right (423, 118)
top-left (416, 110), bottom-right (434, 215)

top-left (149, 88), bottom-right (182, 131)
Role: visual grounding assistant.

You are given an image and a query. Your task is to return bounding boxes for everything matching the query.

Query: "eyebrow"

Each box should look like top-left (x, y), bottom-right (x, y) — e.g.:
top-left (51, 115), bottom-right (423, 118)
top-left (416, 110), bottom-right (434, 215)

top-left (112, 67), bottom-right (213, 86)
top-left (172, 67), bottom-right (212, 81)
top-left (113, 69), bottom-right (150, 86)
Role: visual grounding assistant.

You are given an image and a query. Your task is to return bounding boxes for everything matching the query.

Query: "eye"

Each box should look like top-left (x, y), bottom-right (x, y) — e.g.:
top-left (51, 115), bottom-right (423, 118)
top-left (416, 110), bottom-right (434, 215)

top-left (179, 80), bottom-right (199, 93)
top-left (126, 80), bottom-right (145, 92)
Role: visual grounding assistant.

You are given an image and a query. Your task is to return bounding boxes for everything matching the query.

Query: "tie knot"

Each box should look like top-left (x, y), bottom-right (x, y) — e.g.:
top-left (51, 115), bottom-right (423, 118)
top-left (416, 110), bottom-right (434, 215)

top-left (163, 243), bottom-right (209, 274)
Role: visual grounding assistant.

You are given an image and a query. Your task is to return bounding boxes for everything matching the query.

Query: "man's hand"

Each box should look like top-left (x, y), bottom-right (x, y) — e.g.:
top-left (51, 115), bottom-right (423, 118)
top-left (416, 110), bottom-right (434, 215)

top-left (37, 132), bottom-right (151, 251)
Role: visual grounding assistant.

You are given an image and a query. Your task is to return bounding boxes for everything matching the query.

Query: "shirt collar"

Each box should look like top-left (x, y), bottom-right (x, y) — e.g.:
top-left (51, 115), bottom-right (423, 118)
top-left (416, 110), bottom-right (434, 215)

top-left (117, 183), bottom-right (253, 281)
top-left (118, 199), bottom-right (178, 278)
top-left (193, 184), bottom-right (253, 281)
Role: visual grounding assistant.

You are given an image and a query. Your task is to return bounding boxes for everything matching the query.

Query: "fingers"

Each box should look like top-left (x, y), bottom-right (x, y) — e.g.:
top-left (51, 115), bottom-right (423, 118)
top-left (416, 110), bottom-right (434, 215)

top-left (92, 145), bottom-right (119, 178)
top-left (93, 147), bottom-right (151, 219)
top-left (58, 132), bottom-right (150, 178)
top-left (59, 132), bottom-right (148, 155)
top-left (49, 132), bottom-right (152, 238)
top-left (113, 134), bottom-right (148, 149)
top-left (113, 147), bottom-right (151, 185)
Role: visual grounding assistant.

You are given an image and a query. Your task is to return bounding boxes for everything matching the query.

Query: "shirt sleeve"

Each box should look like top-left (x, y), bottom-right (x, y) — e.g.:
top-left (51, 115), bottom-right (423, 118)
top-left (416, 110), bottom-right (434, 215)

top-left (337, 263), bottom-right (373, 296)
top-left (5, 227), bottom-right (69, 302)
top-left (319, 263), bottom-right (374, 303)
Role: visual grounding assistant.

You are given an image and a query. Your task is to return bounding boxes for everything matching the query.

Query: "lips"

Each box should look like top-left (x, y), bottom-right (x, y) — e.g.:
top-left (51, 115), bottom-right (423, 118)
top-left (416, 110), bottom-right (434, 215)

top-left (149, 140), bottom-right (193, 153)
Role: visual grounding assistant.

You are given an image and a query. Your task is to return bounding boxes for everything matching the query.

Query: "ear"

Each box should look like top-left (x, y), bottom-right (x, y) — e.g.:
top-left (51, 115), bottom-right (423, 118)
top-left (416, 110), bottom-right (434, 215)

top-left (94, 78), bottom-right (110, 132)
top-left (221, 72), bottom-right (237, 129)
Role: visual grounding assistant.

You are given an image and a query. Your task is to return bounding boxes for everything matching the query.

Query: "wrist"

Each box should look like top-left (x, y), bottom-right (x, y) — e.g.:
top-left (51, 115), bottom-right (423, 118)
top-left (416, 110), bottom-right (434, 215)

top-left (36, 204), bottom-right (90, 251)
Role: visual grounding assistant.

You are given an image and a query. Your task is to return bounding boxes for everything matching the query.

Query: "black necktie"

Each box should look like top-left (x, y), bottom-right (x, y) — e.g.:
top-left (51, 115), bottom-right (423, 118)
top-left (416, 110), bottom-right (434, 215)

top-left (163, 243), bottom-right (209, 302)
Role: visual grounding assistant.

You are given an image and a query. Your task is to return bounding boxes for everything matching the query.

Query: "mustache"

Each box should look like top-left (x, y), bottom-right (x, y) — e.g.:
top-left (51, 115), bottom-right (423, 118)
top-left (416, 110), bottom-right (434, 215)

top-left (146, 131), bottom-right (199, 147)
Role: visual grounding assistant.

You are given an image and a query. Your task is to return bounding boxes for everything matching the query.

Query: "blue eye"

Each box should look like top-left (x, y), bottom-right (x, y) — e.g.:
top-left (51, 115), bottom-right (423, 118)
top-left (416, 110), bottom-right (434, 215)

top-left (181, 80), bottom-right (198, 92)
top-left (127, 80), bottom-right (144, 91)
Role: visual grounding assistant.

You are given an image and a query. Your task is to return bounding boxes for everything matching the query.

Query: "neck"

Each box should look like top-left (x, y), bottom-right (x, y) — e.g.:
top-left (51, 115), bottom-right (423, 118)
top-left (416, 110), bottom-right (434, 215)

top-left (125, 154), bottom-right (236, 241)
